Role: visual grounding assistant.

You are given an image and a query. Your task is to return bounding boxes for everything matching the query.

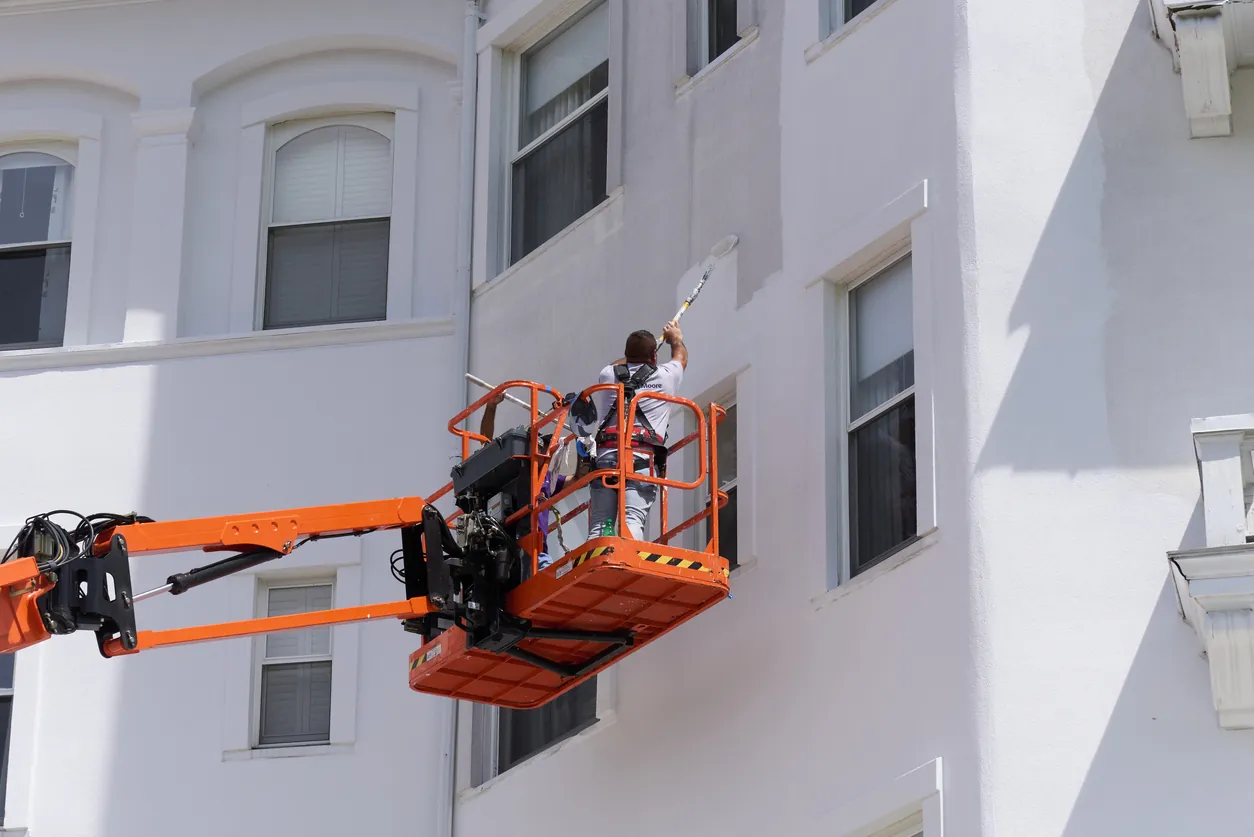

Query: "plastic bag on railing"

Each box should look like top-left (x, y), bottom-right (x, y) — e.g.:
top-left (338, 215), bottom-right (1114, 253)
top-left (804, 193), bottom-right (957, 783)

top-left (552, 436), bottom-right (596, 479)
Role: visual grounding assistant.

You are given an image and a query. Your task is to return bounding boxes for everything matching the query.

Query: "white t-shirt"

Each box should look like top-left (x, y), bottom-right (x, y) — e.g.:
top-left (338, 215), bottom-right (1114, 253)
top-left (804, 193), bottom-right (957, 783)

top-left (594, 360), bottom-right (684, 440)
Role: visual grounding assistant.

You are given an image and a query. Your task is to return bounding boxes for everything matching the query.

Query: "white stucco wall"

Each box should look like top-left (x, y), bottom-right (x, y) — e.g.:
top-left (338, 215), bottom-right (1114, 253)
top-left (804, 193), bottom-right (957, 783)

top-left (963, 1), bottom-right (1254, 835)
top-left (6, 0), bottom-right (1254, 836)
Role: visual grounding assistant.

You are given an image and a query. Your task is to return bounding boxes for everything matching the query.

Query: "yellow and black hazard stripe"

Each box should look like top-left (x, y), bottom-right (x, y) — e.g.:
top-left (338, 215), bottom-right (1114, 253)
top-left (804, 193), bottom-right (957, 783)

top-left (637, 551), bottom-right (730, 578)
top-left (571, 545), bottom-right (614, 569)
top-left (410, 644), bottom-right (444, 671)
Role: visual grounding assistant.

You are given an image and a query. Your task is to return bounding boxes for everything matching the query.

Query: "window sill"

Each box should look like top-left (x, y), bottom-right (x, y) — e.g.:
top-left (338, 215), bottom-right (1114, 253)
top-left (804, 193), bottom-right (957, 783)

top-left (476, 186), bottom-right (625, 301)
top-left (223, 742), bottom-right (353, 761)
top-left (811, 527), bottom-right (939, 612)
top-left (457, 709), bottom-right (619, 801)
top-left (0, 316), bottom-right (455, 373)
top-left (674, 26), bottom-right (760, 98)
top-left (804, 0), bottom-right (900, 64)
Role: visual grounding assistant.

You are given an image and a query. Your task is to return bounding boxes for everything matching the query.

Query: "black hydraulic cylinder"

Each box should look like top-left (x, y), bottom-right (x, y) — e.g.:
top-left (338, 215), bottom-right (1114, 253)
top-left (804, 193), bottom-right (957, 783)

top-left (166, 548), bottom-right (282, 595)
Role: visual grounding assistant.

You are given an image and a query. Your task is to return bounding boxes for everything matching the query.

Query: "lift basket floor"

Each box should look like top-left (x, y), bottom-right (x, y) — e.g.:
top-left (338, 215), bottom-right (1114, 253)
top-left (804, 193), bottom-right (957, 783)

top-left (408, 537), bottom-right (729, 709)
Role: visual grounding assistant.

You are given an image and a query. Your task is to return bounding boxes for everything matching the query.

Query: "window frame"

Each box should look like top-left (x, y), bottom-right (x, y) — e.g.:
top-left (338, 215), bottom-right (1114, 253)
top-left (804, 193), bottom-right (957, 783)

top-left (702, 390), bottom-right (741, 573)
top-left (251, 577), bottom-right (337, 750)
top-left (498, 0), bottom-right (612, 270)
top-left (460, 667), bottom-right (617, 792)
top-left (0, 143), bottom-right (78, 352)
top-left (828, 241), bottom-right (933, 589)
top-left (255, 112), bottom-right (396, 332)
top-left (820, 0), bottom-right (892, 40)
top-left (686, 0), bottom-right (742, 76)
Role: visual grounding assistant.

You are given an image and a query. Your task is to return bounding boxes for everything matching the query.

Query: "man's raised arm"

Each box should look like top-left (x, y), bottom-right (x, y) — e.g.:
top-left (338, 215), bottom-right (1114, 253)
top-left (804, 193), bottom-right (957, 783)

top-left (662, 320), bottom-right (688, 369)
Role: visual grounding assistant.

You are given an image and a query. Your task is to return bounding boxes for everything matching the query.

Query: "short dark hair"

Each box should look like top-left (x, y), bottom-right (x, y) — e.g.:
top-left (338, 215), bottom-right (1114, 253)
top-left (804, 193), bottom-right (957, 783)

top-left (624, 330), bottom-right (657, 363)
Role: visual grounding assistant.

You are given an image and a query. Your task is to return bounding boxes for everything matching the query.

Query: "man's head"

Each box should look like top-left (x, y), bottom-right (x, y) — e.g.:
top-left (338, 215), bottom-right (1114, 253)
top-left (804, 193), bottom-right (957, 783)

top-left (624, 330), bottom-right (658, 364)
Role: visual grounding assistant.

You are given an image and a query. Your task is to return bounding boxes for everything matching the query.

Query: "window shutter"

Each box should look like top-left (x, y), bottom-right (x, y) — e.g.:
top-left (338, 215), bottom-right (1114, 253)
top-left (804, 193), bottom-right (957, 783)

top-left (260, 661), bottom-right (332, 745)
top-left (272, 128), bottom-right (340, 225)
top-left (339, 127), bottom-right (392, 219)
top-left (265, 585), bottom-right (332, 658)
top-left (850, 256), bottom-right (914, 417)
top-left (332, 219), bottom-right (390, 321)
top-left (273, 126), bottom-right (391, 225)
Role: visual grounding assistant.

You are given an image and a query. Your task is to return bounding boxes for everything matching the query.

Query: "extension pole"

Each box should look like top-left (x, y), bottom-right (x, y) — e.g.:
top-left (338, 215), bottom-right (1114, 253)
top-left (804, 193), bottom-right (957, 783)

top-left (465, 374), bottom-right (575, 433)
top-left (657, 234), bottom-right (738, 344)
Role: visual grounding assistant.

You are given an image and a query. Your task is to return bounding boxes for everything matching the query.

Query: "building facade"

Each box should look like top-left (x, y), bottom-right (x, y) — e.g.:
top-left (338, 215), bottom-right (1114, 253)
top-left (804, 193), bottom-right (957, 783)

top-left (2, 0), bottom-right (1253, 835)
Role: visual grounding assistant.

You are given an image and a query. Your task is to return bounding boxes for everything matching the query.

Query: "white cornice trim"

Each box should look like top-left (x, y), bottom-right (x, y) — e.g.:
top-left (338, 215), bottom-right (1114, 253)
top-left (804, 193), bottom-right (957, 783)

top-left (1153, 1), bottom-right (1235, 137)
top-left (241, 80), bottom-right (421, 128)
top-left (0, 317), bottom-right (455, 373)
top-left (0, 0), bottom-right (163, 15)
top-left (0, 108), bottom-right (101, 142)
top-left (1170, 544), bottom-right (1254, 729)
top-left (131, 107), bottom-right (195, 139)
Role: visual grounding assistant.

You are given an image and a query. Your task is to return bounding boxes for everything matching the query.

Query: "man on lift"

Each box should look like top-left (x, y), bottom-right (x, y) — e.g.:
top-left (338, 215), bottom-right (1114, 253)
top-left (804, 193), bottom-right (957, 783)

top-left (588, 320), bottom-right (688, 541)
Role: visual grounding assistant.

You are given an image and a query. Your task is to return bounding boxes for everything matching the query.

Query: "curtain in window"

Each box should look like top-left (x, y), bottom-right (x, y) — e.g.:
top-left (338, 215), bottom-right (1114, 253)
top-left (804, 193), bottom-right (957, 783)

top-left (511, 1), bottom-right (609, 264)
top-left (520, 1), bottom-right (609, 145)
top-left (848, 256), bottom-right (916, 574)
top-left (266, 125), bottom-right (391, 329)
top-left (259, 585), bottom-right (334, 746)
top-left (498, 677), bottom-right (597, 772)
top-left (0, 153), bottom-right (74, 349)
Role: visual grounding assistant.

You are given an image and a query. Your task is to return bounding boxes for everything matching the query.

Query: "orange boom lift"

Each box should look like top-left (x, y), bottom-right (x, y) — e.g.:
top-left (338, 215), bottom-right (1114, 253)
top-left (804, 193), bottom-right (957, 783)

top-left (0, 381), bottom-right (729, 709)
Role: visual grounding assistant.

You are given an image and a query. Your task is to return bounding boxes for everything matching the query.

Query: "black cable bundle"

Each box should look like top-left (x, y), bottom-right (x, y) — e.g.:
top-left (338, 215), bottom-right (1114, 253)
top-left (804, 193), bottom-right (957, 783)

top-left (1, 511), bottom-right (154, 571)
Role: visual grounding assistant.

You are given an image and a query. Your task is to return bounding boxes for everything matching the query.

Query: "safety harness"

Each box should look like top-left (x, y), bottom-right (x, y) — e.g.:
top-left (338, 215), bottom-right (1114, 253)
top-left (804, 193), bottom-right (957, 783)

top-left (595, 363), bottom-right (668, 475)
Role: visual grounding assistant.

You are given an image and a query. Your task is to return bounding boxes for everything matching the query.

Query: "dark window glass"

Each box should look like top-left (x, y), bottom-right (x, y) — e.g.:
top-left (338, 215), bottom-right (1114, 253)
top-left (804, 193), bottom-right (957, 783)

top-left (849, 396), bottom-right (917, 574)
top-left (0, 245), bottom-right (71, 349)
top-left (708, 0), bottom-right (740, 62)
top-left (511, 94), bottom-right (608, 264)
top-left (498, 677), bottom-right (597, 772)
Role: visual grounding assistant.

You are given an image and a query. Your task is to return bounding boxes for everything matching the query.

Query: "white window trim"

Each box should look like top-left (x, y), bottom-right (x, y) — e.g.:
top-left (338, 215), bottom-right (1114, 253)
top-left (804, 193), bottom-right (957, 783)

top-left (455, 666), bottom-right (617, 797)
top-left (672, 0), bottom-right (760, 93)
top-left (690, 381), bottom-right (757, 577)
top-left (0, 110), bottom-right (102, 349)
top-left (476, 0), bottom-right (625, 283)
top-left (815, 758), bottom-right (942, 837)
top-left (229, 81), bottom-right (421, 334)
top-left (807, 0), bottom-right (902, 64)
top-left (816, 181), bottom-right (936, 593)
top-left (220, 537), bottom-right (363, 761)
top-left (255, 113), bottom-right (396, 332)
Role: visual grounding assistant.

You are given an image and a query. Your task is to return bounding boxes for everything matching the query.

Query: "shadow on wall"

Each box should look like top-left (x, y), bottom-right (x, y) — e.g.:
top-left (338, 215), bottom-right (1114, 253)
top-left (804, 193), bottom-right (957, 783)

top-left (1062, 503), bottom-right (1254, 835)
top-left (975, 4), bottom-right (1254, 476)
top-left (964, 5), bottom-right (1254, 833)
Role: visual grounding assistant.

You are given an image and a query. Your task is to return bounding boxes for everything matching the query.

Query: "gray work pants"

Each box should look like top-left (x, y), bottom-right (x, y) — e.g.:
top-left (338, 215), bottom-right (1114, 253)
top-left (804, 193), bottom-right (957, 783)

top-left (587, 452), bottom-right (657, 541)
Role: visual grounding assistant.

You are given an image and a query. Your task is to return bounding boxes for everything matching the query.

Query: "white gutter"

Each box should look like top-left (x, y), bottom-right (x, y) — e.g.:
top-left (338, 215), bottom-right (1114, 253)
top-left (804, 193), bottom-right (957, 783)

top-left (454, 0), bottom-right (481, 424)
top-left (440, 4), bottom-right (481, 837)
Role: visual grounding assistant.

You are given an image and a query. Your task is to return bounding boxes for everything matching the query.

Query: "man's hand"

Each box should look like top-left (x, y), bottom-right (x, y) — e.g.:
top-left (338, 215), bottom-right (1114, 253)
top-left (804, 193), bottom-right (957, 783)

top-left (662, 320), bottom-right (688, 369)
top-left (486, 392), bottom-right (506, 409)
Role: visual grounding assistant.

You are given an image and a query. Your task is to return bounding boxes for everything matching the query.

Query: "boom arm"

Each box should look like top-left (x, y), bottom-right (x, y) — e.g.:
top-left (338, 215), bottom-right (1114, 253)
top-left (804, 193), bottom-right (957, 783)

top-left (1, 496), bottom-right (442, 658)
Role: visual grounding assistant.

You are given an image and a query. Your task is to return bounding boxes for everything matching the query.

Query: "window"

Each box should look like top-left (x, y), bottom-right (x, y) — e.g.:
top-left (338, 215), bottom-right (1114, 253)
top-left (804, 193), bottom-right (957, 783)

top-left (256, 582), bottom-right (334, 747)
top-left (473, 676), bottom-right (600, 783)
top-left (510, 0), bottom-right (610, 265)
top-left (688, 0), bottom-right (740, 74)
top-left (499, 678), bottom-right (597, 772)
top-left (262, 118), bottom-right (393, 330)
top-left (847, 254), bottom-right (916, 576)
top-left (826, 0), bottom-right (879, 35)
top-left (0, 653), bottom-right (13, 823)
top-left (705, 399), bottom-right (739, 570)
top-left (0, 151), bottom-right (73, 350)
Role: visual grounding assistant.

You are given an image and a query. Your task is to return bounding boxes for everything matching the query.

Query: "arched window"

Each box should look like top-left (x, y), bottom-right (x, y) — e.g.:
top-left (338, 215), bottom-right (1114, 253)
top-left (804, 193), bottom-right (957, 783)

top-left (262, 118), bottom-right (393, 330)
top-left (0, 150), bottom-right (74, 349)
